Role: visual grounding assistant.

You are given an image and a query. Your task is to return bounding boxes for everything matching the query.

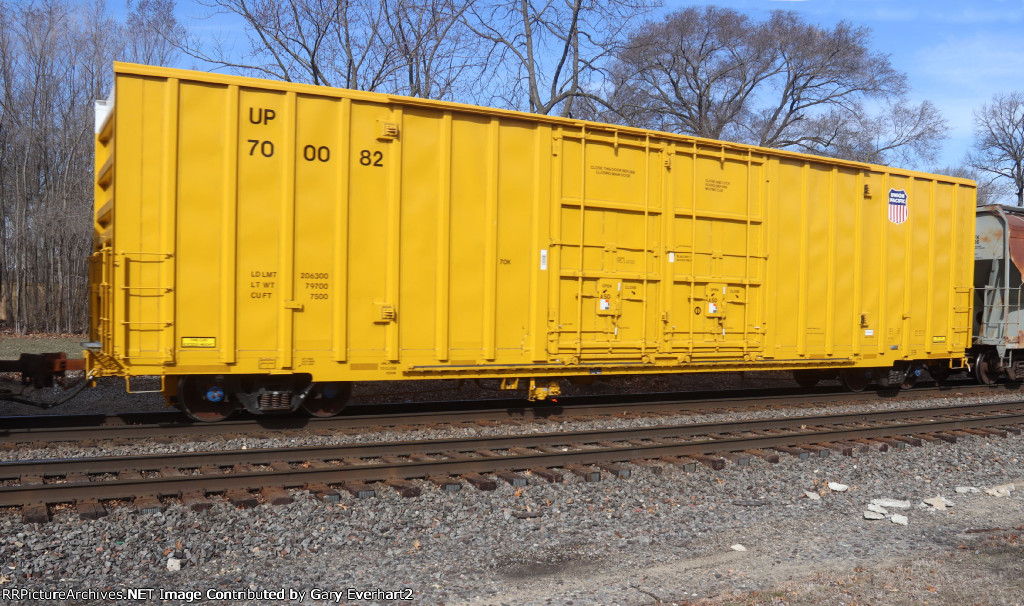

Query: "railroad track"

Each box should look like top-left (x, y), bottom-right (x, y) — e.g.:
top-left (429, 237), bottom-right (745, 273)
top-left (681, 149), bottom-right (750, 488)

top-left (4, 400), bottom-right (1022, 523)
top-left (1, 381), bottom-right (1013, 445)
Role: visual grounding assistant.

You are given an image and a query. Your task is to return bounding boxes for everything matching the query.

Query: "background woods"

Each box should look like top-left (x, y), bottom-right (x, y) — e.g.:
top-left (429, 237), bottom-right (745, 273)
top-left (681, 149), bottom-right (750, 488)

top-left (0, 0), bottom-right (1019, 333)
top-left (1, 1), bottom-right (114, 333)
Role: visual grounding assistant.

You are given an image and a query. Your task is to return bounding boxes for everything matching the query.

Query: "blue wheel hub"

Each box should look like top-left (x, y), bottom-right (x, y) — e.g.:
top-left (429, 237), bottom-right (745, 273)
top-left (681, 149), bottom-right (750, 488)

top-left (205, 386), bottom-right (226, 402)
top-left (322, 384), bottom-right (340, 398)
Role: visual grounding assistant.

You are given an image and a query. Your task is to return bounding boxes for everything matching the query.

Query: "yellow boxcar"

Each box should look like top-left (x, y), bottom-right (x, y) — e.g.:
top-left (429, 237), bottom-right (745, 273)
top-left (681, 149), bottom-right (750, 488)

top-left (88, 63), bottom-right (975, 419)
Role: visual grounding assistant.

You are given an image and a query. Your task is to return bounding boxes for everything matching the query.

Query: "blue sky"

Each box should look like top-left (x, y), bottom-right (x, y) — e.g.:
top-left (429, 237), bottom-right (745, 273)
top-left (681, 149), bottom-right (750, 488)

top-left (153, 0), bottom-right (1023, 171)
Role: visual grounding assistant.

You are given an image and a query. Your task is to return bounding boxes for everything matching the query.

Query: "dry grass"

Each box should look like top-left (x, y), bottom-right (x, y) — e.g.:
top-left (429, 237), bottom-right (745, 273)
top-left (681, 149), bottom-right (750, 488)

top-left (0, 331), bottom-right (87, 359)
top-left (662, 543), bottom-right (1024, 606)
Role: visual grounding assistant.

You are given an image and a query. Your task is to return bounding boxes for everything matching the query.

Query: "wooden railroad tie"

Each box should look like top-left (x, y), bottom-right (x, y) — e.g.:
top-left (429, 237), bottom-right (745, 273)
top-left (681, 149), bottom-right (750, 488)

top-left (462, 473), bottom-right (498, 491)
top-left (495, 471), bottom-right (529, 487)
top-left (894, 436), bottom-right (923, 447)
top-left (225, 489), bottom-right (259, 509)
top-left (949, 429), bottom-right (981, 439)
top-left (597, 463), bottom-right (631, 479)
top-left (134, 495), bottom-right (164, 515)
top-left (849, 439), bottom-right (888, 451)
top-left (691, 455), bottom-right (728, 470)
top-left (534, 446), bottom-right (564, 454)
top-left (659, 457), bottom-right (697, 472)
top-left (510, 447), bottom-right (543, 455)
top-left (341, 482), bottom-right (377, 499)
top-left (384, 479), bottom-right (421, 498)
top-left (528, 468), bottom-right (563, 483)
top-left (972, 428), bottom-right (1007, 438)
top-left (798, 444), bottom-right (831, 458)
top-left (629, 460), bottom-right (665, 474)
top-left (719, 452), bottom-right (751, 467)
top-left (181, 492), bottom-right (212, 512)
top-left (261, 486), bottom-right (293, 506)
top-left (873, 437), bottom-right (903, 449)
top-left (76, 499), bottom-right (107, 520)
top-left (19, 474), bottom-right (42, 487)
top-left (427, 477), bottom-right (462, 492)
top-left (305, 483), bottom-right (342, 503)
top-left (21, 503), bottom-right (49, 524)
top-left (840, 441), bottom-right (873, 453)
top-left (773, 446), bottom-right (810, 460)
top-left (744, 450), bottom-right (780, 463)
top-left (565, 465), bottom-right (601, 482)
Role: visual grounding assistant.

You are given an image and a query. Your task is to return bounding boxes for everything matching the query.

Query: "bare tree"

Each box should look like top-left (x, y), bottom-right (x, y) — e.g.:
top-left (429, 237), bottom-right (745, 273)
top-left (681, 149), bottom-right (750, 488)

top-left (602, 6), bottom-right (777, 138)
top-left (602, 8), bottom-right (943, 166)
top-left (123, 0), bottom-right (185, 65)
top-left (0, 0), bottom-right (118, 333)
top-left (797, 99), bottom-right (947, 165)
top-left (382, 0), bottom-right (486, 100)
top-left (180, 1), bottom-right (658, 108)
top-left (745, 12), bottom-right (905, 149)
top-left (178, 0), bottom-right (392, 88)
top-left (0, 2), bottom-right (12, 326)
top-left (180, 0), bottom-right (484, 100)
top-left (969, 91), bottom-right (1024, 206)
top-left (934, 164), bottom-right (1012, 206)
top-left (462, 0), bottom-right (657, 116)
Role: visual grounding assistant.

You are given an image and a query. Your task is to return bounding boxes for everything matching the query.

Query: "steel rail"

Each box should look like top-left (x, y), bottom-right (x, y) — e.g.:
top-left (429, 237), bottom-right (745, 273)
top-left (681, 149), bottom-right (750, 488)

top-left (0, 382), bottom-right (1013, 444)
top-left (1, 402), bottom-right (1022, 507)
top-left (2, 400), bottom-right (1020, 476)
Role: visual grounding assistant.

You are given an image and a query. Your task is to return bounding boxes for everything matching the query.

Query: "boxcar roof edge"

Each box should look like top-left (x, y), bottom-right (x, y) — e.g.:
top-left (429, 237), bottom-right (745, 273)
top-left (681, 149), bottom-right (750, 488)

top-left (111, 61), bottom-right (975, 189)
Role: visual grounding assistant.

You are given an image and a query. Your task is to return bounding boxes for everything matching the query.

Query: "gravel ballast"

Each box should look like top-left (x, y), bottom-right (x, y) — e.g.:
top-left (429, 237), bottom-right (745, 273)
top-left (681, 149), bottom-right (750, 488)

top-left (3, 335), bottom-right (1024, 604)
top-left (3, 389), bottom-right (1020, 462)
top-left (2, 417), bottom-right (1024, 605)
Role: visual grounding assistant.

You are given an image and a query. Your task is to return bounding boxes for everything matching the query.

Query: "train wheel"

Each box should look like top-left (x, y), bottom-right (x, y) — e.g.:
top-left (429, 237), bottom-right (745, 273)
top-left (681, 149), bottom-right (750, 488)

top-left (839, 369), bottom-right (869, 392)
top-left (900, 365), bottom-right (921, 390)
top-left (301, 382), bottom-right (352, 417)
top-left (792, 370), bottom-right (820, 388)
top-left (177, 375), bottom-right (236, 422)
top-left (975, 351), bottom-right (1000, 385)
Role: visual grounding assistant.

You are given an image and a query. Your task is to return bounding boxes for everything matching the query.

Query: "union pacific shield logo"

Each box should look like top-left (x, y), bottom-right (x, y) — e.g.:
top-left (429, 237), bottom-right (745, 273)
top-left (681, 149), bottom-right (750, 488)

top-left (888, 188), bottom-right (908, 224)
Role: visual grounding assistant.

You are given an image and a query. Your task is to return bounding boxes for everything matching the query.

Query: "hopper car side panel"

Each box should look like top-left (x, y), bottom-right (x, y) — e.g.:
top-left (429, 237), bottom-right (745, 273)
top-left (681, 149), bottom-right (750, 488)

top-left (972, 205), bottom-right (1024, 381)
top-left (87, 63), bottom-right (976, 389)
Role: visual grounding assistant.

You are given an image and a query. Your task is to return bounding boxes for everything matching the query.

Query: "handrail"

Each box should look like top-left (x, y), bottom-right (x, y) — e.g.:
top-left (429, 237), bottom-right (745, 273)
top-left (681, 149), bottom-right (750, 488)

top-left (975, 284), bottom-right (1024, 346)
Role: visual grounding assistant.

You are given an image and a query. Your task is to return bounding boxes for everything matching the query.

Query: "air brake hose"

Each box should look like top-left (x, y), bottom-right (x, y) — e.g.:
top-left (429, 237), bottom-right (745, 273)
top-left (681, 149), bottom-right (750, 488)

top-left (2, 372), bottom-right (94, 409)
